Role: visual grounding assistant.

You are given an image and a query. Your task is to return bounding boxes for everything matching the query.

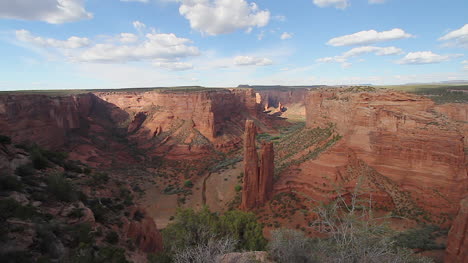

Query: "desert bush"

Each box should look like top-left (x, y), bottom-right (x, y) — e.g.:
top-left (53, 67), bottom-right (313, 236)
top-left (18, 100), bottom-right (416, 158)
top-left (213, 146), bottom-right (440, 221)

top-left (234, 185), bottom-right (242, 192)
top-left (173, 237), bottom-right (236, 263)
top-left (0, 175), bottom-right (23, 192)
top-left (47, 173), bottom-right (77, 202)
top-left (184, 180), bottom-right (193, 188)
top-left (0, 199), bottom-right (38, 221)
top-left (268, 229), bottom-right (316, 263)
top-left (31, 149), bottom-right (49, 170)
top-left (105, 231), bottom-right (119, 245)
top-left (163, 207), bottom-right (266, 255)
top-left (15, 164), bottom-right (35, 177)
top-left (0, 135), bottom-right (12, 145)
top-left (394, 225), bottom-right (445, 250)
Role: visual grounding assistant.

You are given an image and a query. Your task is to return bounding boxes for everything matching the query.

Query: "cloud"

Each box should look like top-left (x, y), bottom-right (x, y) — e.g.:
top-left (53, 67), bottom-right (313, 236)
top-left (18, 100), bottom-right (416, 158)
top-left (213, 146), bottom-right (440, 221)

top-left (439, 24), bottom-right (468, 48)
top-left (397, 51), bottom-right (461, 65)
top-left (16, 29), bottom-right (90, 49)
top-left (153, 61), bottom-right (193, 71)
top-left (119, 33), bottom-right (139, 43)
top-left (0, 0), bottom-right (92, 24)
top-left (133, 21), bottom-right (147, 33)
top-left (178, 0), bottom-right (270, 35)
top-left (15, 28), bottom-right (200, 64)
top-left (317, 46), bottom-right (403, 67)
top-left (327, 28), bottom-right (412, 46)
top-left (368, 0), bottom-right (385, 4)
top-left (313, 0), bottom-right (349, 9)
top-left (280, 32), bottom-right (293, 40)
top-left (234, 56), bottom-right (273, 66)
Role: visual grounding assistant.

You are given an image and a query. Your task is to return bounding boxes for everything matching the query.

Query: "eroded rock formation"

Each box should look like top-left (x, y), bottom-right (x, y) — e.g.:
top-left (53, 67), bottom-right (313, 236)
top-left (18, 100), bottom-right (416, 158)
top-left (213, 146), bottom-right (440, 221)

top-left (445, 197), bottom-right (468, 263)
top-left (275, 88), bottom-right (467, 223)
top-left (124, 207), bottom-right (163, 253)
top-left (241, 120), bottom-right (274, 210)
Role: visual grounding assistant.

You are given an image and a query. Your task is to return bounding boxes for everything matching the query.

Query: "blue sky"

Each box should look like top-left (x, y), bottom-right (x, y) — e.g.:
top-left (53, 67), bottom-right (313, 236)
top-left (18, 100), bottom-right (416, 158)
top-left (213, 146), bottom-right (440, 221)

top-left (0, 0), bottom-right (467, 90)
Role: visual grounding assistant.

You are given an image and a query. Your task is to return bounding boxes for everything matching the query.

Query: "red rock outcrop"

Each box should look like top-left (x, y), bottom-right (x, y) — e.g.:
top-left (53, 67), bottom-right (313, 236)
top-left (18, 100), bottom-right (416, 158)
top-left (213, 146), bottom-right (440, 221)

top-left (275, 88), bottom-right (467, 223)
top-left (124, 207), bottom-right (163, 253)
top-left (241, 120), bottom-right (259, 210)
top-left (445, 197), bottom-right (468, 263)
top-left (241, 120), bottom-right (274, 210)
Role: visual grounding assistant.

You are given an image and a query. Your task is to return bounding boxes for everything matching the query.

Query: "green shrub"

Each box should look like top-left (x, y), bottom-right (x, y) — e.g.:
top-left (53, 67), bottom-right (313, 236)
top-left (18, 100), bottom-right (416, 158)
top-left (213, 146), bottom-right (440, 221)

top-left (64, 161), bottom-right (83, 173)
top-left (0, 135), bottom-right (12, 145)
top-left (184, 180), bottom-right (193, 188)
top-left (15, 164), bottom-right (35, 177)
top-left (0, 199), bottom-right (38, 221)
top-left (0, 176), bottom-right (23, 192)
top-left (162, 207), bottom-right (266, 253)
top-left (91, 173), bottom-right (110, 185)
top-left (47, 173), bottom-right (77, 202)
top-left (394, 225), bottom-right (445, 250)
top-left (234, 185), bottom-right (242, 192)
top-left (31, 150), bottom-right (49, 170)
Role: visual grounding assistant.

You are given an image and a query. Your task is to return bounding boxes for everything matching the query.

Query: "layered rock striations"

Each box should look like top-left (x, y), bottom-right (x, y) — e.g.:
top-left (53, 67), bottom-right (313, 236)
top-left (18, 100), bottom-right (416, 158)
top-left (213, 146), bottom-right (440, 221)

top-left (275, 88), bottom-right (467, 223)
top-left (241, 120), bottom-right (260, 210)
top-left (445, 197), bottom-right (468, 263)
top-left (0, 88), bottom-right (269, 163)
top-left (241, 120), bottom-right (274, 210)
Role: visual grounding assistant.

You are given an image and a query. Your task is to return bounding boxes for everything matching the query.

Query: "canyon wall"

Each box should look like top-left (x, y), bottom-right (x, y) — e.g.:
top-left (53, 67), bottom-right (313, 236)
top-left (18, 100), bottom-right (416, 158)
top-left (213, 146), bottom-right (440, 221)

top-left (276, 88), bottom-right (467, 222)
top-left (0, 88), bottom-right (267, 163)
top-left (254, 87), bottom-right (309, 118)
top-left (445, 196), bottom-right (468, 263)
top-left (0, 94), bottom-right (94, 149)
top-left (241, 120), bottom-right (274, 210)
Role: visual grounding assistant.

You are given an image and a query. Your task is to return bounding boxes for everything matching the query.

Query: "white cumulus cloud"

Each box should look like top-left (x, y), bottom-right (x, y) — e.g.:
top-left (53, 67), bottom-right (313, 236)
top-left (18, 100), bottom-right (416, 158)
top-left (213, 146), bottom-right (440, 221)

top-left (280, 32), bottom-right (293, 40)
top-left (178, 0), bottom-right (270, 35)
top-left (119, 33), bottom-right (139, 43)
top-left (317, 46), bottom-right (403, 67)
top-left (0, 0), bottom-right (92, 24)
top-left (16, 29), bottom-right (90, 49)
top-left (15, 28), bottom-right (200, 64)
top-left (234, 56), bottom-right (273, 66)
top-left (439, 24), bottom-right (468, 48)
top-left (327, 28), bottom-right (412, 46)
top-left (313, 0), bottom-right (349, 9)
top-left (397, 51), bottom-right (460, 65)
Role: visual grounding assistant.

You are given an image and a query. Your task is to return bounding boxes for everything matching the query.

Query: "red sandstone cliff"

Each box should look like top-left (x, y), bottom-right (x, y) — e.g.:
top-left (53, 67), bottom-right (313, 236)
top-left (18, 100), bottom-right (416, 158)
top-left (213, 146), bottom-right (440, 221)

top-left (241, 120), bottom-right (274, 210)
top-left (275, 88), bottom-right (467, 223)
top-left (0, 88), bottom-right (270, 164)
top-left (255, 88), bottom-right (308, 118)
top-left (445, 197), bottom-right (468, 263)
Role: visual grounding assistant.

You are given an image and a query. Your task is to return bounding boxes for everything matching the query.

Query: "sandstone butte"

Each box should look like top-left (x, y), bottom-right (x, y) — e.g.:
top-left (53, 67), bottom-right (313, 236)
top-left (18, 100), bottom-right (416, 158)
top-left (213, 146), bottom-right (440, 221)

top-left (274, 88), bottom-right (467, 225)
top-left (240, 120), bottom-right (275, 210)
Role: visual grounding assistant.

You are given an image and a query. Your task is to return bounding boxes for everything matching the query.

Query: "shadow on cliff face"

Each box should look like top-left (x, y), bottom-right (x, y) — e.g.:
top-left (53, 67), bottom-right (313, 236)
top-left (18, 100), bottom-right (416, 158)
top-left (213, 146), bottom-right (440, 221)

top-left (0, 93), bottom-right (145, 167)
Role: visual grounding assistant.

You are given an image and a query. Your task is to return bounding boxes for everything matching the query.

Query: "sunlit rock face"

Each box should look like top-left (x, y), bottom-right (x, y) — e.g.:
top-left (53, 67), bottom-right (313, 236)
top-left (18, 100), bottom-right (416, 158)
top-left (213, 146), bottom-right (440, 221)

top-left (273, 88), bottom-right (467, 224)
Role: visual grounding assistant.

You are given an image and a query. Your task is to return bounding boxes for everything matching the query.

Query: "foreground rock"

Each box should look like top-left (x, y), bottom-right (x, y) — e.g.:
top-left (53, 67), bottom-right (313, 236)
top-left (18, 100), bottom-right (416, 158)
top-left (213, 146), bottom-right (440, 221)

top-left (241, 120), bottom-right (274, 210)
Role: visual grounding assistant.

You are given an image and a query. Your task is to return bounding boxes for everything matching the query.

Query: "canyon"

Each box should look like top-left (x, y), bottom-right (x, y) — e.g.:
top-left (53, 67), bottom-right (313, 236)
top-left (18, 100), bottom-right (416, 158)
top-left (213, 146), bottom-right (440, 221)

top-left (1, 85), bottom-right (467, 262)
